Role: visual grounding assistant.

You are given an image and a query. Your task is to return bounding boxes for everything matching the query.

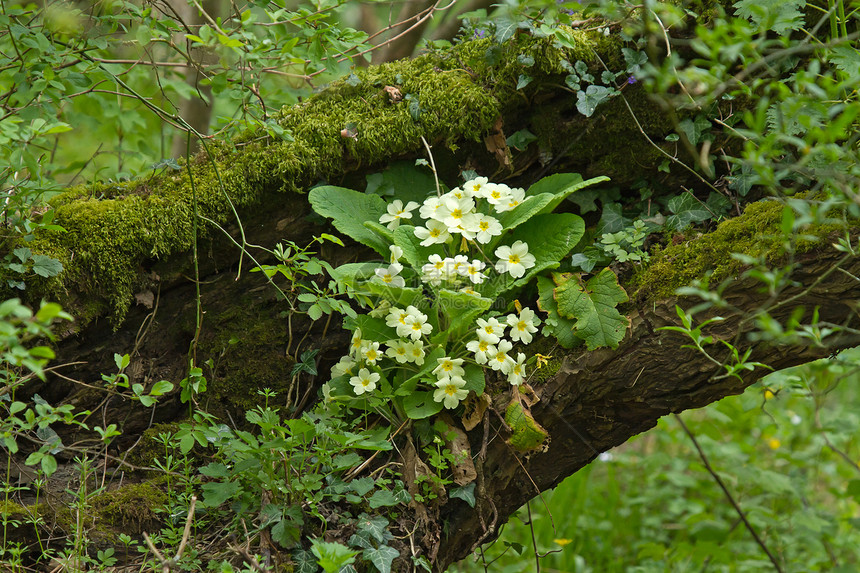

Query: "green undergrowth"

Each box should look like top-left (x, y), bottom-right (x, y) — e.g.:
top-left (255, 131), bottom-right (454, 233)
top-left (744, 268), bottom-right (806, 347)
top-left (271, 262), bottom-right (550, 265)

top-left (3, 32), bottom-right (620, 329)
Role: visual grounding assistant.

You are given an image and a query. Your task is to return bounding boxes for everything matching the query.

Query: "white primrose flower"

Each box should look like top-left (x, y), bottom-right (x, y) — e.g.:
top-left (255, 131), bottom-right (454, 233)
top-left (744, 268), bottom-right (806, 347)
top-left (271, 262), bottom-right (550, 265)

top-left (437, 195), bottom-right (477, 231)
top-left (361, 341), bottom-right (382, 365)
top-left (464, 177), bottom-right (489, 197)
top-left (414, 219), bottom-right (451, 246)
top-left (374, 263), bottom-right (405, 288)
top-left (385, 339), bottom-right (411, 363)
top-left (447, 187), bottom-right (468, 200)
top-left (386, 306), bottom-right (408, 329)
top-left (389, 245), bottom-right (403, 263)
top-left (496, 187), bottom-right (525, 213)
top-left (476, 316), bottom-right (506, 344)
top-left (404, 305), bottom-right (432, 340)
top-left (379, 199), bottom-right (419, 230)
top-left (350, 368), bottom-right (379, 395)
top-left (473, 213), bottom-right (502, 244)
top-left (508, 352), bottom-right (527, 386)
top-left (487, 339), bottom-right (515, 374)
top-left (466, 338), bottom-right (495, 364)
top-left (484, 183), bottom-right (510, 206)
top-left (433, 376), bottom-right (469, 409)
top-left (419, 196), bottom-right (442, 220)
top-left (421, 254), bottom-right (447, 285)
top-left (350, 328), bottom-right (364, 358)
top-left (507, 307), bottom-right (540, 344)
top-left (433, 356), bottom-right (465, 379)
top-left (331, 356), bottom-right (356, 377)
top-left (451, 254), bottom-right (470, 277)
top-left (465, 259), bottom-right (486, 284)
top-left (406, 340), bottom-right (426, 365)
top-left (494, 240), bottom-right (536, 279)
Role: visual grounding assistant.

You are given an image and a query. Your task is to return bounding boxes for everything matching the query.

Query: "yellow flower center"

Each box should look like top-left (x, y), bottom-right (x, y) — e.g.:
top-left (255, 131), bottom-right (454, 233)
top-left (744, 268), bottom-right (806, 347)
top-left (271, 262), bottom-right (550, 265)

top-left (445, 385), bottom-right (457, 396)
top-left (509, 254), bottom-right (520, 265)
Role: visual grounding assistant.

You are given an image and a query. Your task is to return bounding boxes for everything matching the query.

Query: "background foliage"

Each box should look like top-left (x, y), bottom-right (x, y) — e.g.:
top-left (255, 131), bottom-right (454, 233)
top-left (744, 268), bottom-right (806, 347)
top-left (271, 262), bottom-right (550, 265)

top-left (1, 0), bottom-right (859, 571)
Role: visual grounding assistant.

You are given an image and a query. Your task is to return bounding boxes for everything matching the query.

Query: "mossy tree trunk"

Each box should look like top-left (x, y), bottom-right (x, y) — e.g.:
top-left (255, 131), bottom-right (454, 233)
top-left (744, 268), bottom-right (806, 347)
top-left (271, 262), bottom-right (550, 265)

top-left (11, 36), bottom-right (860, 570)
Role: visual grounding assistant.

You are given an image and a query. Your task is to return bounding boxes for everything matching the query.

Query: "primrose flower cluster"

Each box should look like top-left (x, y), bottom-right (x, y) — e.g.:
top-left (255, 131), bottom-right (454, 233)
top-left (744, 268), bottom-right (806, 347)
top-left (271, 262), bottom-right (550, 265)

top-left (377, 177), bottom-right (537, 286)
top-left (326, 177), bottom-right (545, 414)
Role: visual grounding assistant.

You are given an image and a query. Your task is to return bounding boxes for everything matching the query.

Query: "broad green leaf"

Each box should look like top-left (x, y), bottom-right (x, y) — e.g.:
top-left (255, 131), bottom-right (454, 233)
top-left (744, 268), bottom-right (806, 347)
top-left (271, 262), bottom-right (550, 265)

top-left (202, 480), bottom-right (240, 507)
top-left (537, 275), bottom-right (580, 349)
top-left (436, 289), bottom-right (492, 338)
top-left (365, 161), bottom-right (436, 204)
top-left (271, 517), bottom-right (301, 549)
top-left (526, 172), bottom-right (610, 214)
top-left (554, 268), bottom-right (629, 350)
top-left (402, 390), bottom-right (444, 419)
top-left (150, 380), bottom-right (173, 396)
top-left (368, 488), bottom-right (406, 508)
top-left (462, 364), bottom-right (485, 394)
top-left (392, 225), bottom-right (443, 271)
top-left (576, 85), bottom-right (613, 117)
top-left (310, 540), bottom-right (358, 573)
top-left (344, 315), bottom-right (397, 342)
top-left (309, 186), bottom-right (388, 256)
top-left (363, 546), bottom-right (400, 573)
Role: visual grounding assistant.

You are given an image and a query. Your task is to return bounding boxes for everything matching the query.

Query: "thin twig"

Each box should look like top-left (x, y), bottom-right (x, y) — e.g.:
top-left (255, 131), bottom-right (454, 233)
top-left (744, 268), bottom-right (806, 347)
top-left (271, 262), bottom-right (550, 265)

top-left (674, 414), bottom-right (784, 572)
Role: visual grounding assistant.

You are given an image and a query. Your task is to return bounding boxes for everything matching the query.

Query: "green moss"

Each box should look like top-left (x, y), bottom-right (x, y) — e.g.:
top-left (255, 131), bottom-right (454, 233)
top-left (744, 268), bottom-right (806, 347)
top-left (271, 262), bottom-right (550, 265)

top-left (630, 198), bottom-right (856, 302)
top-left (6, 32), bottom-right (619, 328)
top-left (505, 400), bottom-right (549, 452)
top-left (89, 482), bottom-right (167, 533)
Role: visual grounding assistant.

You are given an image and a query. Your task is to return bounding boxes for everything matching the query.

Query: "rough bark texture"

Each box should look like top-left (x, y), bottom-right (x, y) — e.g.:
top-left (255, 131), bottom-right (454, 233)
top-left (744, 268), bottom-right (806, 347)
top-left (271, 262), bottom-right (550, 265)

top-left (9, 35), bottom-right (860, 571)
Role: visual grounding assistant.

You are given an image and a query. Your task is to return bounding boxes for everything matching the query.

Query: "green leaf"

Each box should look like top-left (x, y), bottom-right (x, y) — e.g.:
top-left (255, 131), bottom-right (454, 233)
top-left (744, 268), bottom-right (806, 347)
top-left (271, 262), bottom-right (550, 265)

top-left (31, 255), bottom-right (62, 277)
top-left (40, 453), bottom-right (57, 476)
top-left (343, 315), bottom-right (398, 343)
top-left (598, 202), bottom-right (630, 233)
top-left (506, 129), bottom-right (537, 151)
top-left (576, 85), bottom-right (613, 117)
top-left (365, 161), bottom-right (436, 205)
top-left (462, 364), bottom-right (485, 394)
top-left (309, 186), bottom-right (389, 256)
top-left (402, 390), bottom-right (444, 420)
top-left (537, 275), bottom-right (580, 349)
top-left (734, 0), bottom-right (805, 34)
top-left (150, 380), bottom-right (173, 396)
top-left (356, 514), bottom-right (389, 543)
top-left (363, 546), bottom-right (400, 573)
top-left (666, 193), bottom-right (712, 231)
top-left (310, 540), bottom-right (358, 573)
top-left (368, 488), bottom-right (406, 508)
top-left (830, 46), bottom-right (860, 83)
top-left (293, 549), bottom-right (319, 573)
top-left (554, 268), bottom-right (629, 350)
top-left (516, 74), bottom-right (532, 90)
top-left (271, 516), bottom-right (302, 549)
top-left (449, 483), bottom-right (476, 507)
top-left (436, 289), bottom-right (492, 338)
top-left (202, 480), bottom-right (240, 507)
top-left (13, 247), bottom-right (32, 262)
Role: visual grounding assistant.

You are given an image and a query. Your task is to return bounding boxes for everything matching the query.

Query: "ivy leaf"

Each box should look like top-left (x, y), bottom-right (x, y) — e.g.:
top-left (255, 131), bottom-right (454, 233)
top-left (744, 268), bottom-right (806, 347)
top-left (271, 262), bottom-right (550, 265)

top-left (727, 163), bottom-right (756, 196)
top-left (506, 129), bottom-right (537, 151)
top-left (598, 202), bottom-right (630, 233)
top-left (554, 269), bottom-right (629, 350)
top-left (666, 193), bottom-right (712, 231)
top-left (363, 546), bottom-right (400, 573)
top-left (678, 115), bottom-right (712, 146)
top-left (449, 483), bottom-right (476, 507)
top-left (576, 85), bottom-right (613, 117)
top-left (356, 514), bottom-right (390, 544)
top-left (293, 549), bottom-right (319, 573)
top-left (308, 186), bottom-right (389, 256)
top-left (494, 15), bottom-right (518, 42)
